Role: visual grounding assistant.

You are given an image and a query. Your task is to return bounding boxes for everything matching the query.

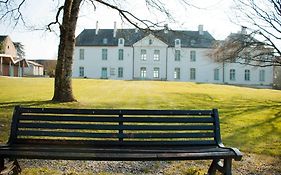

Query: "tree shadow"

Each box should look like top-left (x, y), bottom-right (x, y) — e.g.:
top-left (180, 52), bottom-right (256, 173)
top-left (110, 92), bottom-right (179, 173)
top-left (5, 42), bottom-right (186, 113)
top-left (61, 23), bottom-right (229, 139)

top-left (222, 107), bottom-right (281, 156)
top-left (220, 103), bottom-right (281, 122)
top-left (0, 100), bottom-right (61, 110)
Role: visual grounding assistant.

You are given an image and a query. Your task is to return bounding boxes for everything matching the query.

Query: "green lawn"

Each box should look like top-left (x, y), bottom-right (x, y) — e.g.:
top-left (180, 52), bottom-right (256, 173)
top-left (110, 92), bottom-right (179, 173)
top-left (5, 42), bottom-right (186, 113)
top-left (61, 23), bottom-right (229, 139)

top-left (0, 77), bottom-right (281, 156)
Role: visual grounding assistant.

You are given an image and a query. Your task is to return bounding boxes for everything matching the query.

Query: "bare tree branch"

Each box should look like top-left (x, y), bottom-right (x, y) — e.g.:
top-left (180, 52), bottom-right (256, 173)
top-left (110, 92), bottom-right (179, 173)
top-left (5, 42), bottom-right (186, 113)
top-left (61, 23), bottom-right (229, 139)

top-left (47, 5), bottom-right (64, 31)
top-left (0, 0), bottom-right (26, 27)
top-left (88, 0), bottom-right (165, 30)
top-left (211, 0), bottom-right (281, 67)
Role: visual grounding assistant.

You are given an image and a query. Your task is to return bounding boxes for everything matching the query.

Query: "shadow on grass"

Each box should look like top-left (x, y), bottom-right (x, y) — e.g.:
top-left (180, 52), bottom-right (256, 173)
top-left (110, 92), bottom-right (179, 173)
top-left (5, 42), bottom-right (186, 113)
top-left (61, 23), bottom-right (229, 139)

top-left (222, 107), bottom-right (281, 156)
top-left (0, 100), bottom-right (62, 110)
top-left (219, 101), bottom-right (281, 123)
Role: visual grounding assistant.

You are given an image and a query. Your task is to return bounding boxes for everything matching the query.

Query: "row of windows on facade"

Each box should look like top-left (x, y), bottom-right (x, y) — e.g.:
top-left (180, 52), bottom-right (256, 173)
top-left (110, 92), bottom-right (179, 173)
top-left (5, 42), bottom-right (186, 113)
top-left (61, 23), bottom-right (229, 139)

top-left (101, 38), bottom-right (183, 46)
top-left (79, 49), bottom-right (125, 61)
top-left (102, 38), bottom-right (125, 45)
top-left (79, 49), bottom-right (197, 62)
top-left (78, 67), bottom-right (266, 82)
top-left (79, 67), bottom-right (124, 78)
top-left (218, 69), bottom-right (266, 81)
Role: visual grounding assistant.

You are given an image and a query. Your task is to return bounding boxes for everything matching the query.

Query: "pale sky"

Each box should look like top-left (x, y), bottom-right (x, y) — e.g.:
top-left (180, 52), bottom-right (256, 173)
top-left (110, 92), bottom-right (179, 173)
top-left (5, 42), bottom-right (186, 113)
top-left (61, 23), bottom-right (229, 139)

top-left (0, 0), bottom-right (241, 60)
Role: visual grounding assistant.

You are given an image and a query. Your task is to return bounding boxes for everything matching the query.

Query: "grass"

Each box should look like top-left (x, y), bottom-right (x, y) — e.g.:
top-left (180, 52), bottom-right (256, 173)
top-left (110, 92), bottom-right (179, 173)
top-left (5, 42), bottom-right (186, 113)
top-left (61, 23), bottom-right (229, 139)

top-left (0, 77), bottom-right (281, 157)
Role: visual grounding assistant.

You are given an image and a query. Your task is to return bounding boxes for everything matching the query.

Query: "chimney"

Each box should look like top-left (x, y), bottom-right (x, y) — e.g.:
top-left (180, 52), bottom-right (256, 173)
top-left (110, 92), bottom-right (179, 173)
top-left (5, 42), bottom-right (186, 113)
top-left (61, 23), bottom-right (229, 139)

top-left (241, 26), bottom-right (247, 34)
top-left (135, 23), bottom-right (139, 33)
top-left (113, 21), bottom-right (117, 38)
top-left (164, 24), bottom-right (168, 34)
top-left (198, 25), bottom-right (204, 35)
top-left (95, 21), bottom-right (99, 35)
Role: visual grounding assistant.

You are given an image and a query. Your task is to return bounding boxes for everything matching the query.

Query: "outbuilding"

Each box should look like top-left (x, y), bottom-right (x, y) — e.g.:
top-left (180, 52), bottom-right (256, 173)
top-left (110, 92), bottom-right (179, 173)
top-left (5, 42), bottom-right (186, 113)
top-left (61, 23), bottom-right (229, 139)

top-left (0, 54), bottom-right (28, 77)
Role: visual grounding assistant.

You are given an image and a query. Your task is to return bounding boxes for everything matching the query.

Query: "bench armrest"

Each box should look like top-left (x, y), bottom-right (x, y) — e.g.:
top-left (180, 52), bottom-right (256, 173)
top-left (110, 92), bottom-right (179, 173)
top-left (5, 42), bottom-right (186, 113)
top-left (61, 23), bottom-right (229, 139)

top-left (230, 147), bottom-right (243, 161)
top-left (218, 143), bottom-right (243, 161)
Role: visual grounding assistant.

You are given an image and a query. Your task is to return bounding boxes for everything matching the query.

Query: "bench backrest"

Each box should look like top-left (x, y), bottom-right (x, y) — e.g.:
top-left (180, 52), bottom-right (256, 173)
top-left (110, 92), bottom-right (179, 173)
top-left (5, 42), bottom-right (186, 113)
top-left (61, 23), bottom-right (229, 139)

top-left (8, 106), bottom-right (223, 147)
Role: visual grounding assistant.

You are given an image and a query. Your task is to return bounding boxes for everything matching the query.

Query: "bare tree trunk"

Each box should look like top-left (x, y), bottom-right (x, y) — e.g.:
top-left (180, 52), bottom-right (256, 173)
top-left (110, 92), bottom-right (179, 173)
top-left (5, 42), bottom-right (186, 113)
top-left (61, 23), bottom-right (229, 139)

top-left (52, 0), bottom-right (82, 102)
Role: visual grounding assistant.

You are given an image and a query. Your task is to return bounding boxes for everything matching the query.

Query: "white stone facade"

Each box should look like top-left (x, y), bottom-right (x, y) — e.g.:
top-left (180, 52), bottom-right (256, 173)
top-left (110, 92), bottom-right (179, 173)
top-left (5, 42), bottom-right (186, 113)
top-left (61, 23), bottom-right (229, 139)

top-left (73, 28), bottom-right (273, 87)
top-left (73, 46), bottom-right (133, 80)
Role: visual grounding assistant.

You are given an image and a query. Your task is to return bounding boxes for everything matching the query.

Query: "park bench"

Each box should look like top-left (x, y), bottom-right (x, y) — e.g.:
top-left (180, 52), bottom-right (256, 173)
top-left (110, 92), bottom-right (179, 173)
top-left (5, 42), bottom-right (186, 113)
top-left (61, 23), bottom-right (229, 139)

top-left (0, 106), bottom-right (242, 175)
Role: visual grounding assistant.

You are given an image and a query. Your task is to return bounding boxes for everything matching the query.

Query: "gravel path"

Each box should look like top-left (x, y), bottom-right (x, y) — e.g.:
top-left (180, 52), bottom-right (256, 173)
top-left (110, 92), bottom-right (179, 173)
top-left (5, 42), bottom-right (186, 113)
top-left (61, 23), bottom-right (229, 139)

top-left (19, 153), bottom-right (281, 175)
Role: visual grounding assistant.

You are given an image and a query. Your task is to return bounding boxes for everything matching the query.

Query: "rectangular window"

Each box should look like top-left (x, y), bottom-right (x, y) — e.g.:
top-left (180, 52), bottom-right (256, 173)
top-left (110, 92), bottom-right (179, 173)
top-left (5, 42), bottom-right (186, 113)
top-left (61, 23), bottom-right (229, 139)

top-left (190, 68), bottom-right (196, 80)
top-left (141, 49), bottom-right (147, 61)
top-left (190, 51), bottom-right (196, 62)
top-left (140, 67), bottom-right (147, 78)
top-left (214, 68), bottom-right (219, 81)
top-left (230, 69), bottom-right (236, 81)
top-left (101, 67), bottom-right (107, 78)
top-left (245, 69), bottom-right (250, 81)
top-left (102, 49), bottom-right (108, 60)
top-left (259, 70), bottom-right (265, 81)
top-left (175, 50), bottom-right (181, 61)
top-left (79, 49), bottom-right (84, 60)
top-left (174, 68), bottom-right (180, 79)
top-left (118, 67), bottom-right (123, 78)
top-left (118, 49), bottom-right (124, 60)
top-left (153, 67), bottom-right (160, 78)
top-left (154, 50), bottom-right (160, 61)
top-left (110, 68), bottom-right (115, 76)
top-left (79, 66), bottom-right (84, 77)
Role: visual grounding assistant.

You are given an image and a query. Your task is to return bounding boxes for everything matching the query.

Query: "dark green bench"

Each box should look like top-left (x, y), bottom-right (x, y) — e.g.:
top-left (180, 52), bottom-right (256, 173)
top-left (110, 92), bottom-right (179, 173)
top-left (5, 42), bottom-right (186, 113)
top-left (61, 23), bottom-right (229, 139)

top-left (0, 106), bottom-right (242, 175)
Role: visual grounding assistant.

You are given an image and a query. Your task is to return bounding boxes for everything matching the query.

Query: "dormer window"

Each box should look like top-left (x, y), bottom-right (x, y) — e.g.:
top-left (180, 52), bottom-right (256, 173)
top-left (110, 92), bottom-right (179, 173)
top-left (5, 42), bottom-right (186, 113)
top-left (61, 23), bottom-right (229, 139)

top-left (119, 38), bottom-right (124, 45)
top-left (175, 39), bottom-right (181, 46)
top-left (103, 38), bottom-right (108, 44)
top-left (190, 40), bottom-right (196, 46)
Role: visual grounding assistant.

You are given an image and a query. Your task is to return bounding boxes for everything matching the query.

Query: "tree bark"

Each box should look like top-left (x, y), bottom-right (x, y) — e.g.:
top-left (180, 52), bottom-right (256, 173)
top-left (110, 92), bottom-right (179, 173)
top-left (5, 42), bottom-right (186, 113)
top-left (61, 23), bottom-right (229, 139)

top-left (52, 0), bottom-right (82, 102)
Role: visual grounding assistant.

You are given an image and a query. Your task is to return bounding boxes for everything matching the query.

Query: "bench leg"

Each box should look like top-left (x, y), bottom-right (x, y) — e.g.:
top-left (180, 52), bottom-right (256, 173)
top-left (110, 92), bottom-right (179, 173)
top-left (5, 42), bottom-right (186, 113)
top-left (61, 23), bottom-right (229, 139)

top-left (14, 160), bottom-right (21, 174)
top-left (0, 158), bottom-right (4, 172)
top-left (208, 159), bottom-right (219, 175)
top-left (8, 159), bottom-right (21, 175)
top-left (208, 158), bottom-right (232, 175)
top-left (223, 158), bottom-right (232, 175)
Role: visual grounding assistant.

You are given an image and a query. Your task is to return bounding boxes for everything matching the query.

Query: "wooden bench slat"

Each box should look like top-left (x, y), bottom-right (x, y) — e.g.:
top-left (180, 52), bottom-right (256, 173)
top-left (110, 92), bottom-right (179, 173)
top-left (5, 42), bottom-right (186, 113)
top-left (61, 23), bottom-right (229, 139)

top-left (20, 108), bottom-right (213, 116)
top-left (17, 123), bottom-right (215, 130)
top-left (17, 130), bottom-right (214, 139)
top-left (19, 115), bottom-right (214, 123)
top-left (13, 139), bottom-right (217, 146)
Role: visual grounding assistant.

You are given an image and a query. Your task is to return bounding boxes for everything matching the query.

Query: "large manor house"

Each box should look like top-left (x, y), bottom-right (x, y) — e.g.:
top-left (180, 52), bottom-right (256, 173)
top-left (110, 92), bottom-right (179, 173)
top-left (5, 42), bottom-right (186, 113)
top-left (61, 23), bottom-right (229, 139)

top-left (73, 23), bottom-right (273, 86)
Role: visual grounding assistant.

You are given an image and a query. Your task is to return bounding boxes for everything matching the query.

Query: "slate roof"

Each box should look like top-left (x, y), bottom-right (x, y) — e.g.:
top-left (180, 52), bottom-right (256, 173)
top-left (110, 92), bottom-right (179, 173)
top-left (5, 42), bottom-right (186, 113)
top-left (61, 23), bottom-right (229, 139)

top-left (75, 29), bottom-right (215, 48)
